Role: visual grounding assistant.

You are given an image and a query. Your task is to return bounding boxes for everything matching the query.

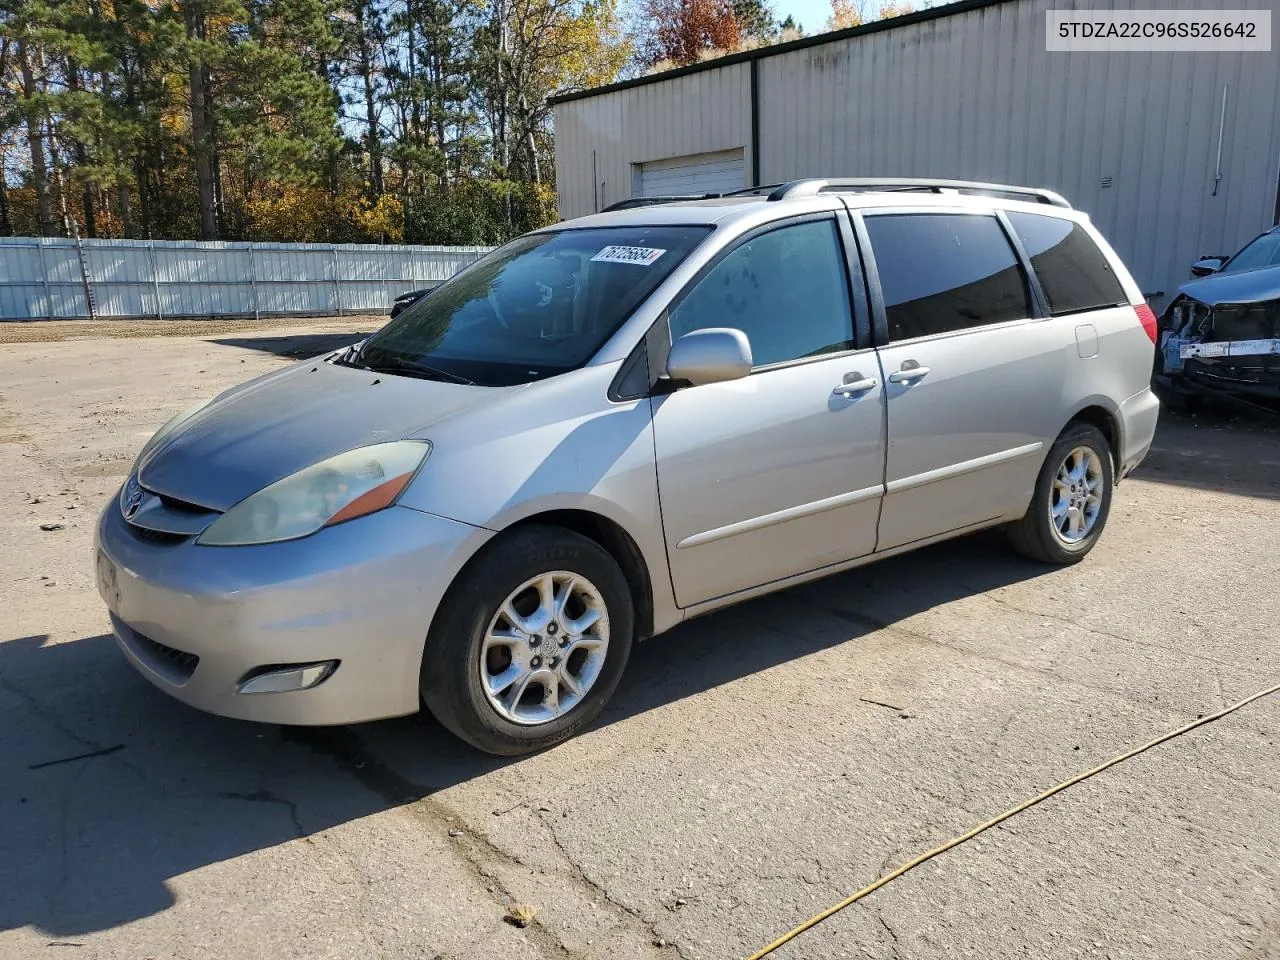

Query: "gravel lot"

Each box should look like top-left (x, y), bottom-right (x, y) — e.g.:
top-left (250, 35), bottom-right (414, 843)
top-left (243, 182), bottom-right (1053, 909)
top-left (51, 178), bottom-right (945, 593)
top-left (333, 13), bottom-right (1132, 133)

top-left (2, 318), bottom-right (1279, 960)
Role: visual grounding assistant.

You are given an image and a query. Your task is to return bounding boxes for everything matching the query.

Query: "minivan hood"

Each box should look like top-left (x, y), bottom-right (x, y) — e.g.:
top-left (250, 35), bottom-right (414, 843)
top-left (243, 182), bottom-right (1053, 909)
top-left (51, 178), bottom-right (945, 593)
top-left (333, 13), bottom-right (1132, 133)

top-left (138, 358), bottom-right (509, 511)
top-left (1179, 266), bottom-right (1280, 307)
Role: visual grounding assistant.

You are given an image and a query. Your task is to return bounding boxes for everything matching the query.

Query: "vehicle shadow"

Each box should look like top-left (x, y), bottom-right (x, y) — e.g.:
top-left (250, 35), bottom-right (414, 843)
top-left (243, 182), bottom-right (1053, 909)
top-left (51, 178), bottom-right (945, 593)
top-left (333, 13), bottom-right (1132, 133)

top-left (209, 330), bottom-right (375, 359)
top-left (1131, 408), bottom-right (1280, 501)
top-left (0, 531), bottom-right (1044, 938)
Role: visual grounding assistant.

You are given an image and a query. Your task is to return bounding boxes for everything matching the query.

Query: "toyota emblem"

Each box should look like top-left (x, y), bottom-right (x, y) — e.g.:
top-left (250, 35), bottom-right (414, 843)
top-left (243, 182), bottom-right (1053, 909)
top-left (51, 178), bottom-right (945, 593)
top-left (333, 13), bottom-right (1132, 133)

top-left (122, 477), bottom-right (144, 520)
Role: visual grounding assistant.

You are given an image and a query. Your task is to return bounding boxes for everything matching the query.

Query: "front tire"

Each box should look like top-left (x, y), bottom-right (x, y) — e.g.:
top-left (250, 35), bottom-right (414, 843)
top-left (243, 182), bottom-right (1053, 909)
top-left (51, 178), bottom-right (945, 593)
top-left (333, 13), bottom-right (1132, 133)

top-left (420, 525), bottom-right (634, 755)
top-left (1007, 423), bottom-right (1114, 565)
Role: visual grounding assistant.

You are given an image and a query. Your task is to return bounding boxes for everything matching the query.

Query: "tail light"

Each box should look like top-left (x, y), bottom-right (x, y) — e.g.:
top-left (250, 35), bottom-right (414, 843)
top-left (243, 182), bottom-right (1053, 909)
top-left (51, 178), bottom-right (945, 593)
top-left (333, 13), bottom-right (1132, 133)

top-left (1135, 303), bottom-right (1159, 344)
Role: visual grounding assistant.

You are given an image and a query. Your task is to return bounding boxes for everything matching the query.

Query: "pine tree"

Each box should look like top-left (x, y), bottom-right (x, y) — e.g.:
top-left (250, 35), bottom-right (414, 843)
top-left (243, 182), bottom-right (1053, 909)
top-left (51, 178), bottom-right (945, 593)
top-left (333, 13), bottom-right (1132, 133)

top-left (731, 0), bottom-right (776, 44)
top-left (0, 0), bottom-right (631, 243)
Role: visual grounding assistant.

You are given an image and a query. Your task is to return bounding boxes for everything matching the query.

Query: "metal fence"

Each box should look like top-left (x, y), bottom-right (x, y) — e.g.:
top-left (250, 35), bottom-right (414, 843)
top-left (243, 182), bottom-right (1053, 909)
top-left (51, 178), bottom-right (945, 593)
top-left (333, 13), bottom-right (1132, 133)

top-left (0, 237), bottom-right (493, 321)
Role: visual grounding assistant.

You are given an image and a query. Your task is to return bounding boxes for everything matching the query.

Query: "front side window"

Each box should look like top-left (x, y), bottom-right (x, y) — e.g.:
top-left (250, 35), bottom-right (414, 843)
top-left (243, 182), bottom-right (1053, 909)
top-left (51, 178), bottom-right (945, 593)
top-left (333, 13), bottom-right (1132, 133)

top-left (668, 219), bottom-right (855, 367)
top-left (864, 213), bottom-right (1032, 342)
top-left (357, 226), bottom-right (710, 386)
top-left (1005, 211), bottom-right (1127, 315)
top-left (1222, 231), bottom-right (1280, 274)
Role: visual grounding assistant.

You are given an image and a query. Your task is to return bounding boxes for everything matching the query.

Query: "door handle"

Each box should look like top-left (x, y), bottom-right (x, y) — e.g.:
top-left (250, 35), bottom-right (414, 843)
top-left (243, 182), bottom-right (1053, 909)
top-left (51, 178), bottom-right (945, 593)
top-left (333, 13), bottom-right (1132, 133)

top-left (833, 376), bottom-right (878, 397)
top-left (887, 365), bottom-right (930, 384)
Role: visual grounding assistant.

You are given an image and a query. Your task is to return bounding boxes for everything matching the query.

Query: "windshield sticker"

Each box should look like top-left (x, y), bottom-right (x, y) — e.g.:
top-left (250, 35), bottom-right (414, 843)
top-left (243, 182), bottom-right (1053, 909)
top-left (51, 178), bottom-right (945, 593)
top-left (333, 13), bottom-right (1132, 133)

top-left (591, 245), bottom-right (667, 266)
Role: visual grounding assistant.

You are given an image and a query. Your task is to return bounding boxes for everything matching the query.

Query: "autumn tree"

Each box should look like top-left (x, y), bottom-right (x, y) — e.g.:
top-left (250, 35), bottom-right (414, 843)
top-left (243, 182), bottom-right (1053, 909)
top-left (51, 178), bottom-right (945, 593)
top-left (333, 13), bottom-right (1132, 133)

top-left (828, 0), bottom-right (912, 30)
top-left (508, 0), bottom-right (629, 180)
top-left (0, 0), bottom-right (633, 243)
top-left (878, 2), bottom-right (914, 18)
top-left (638, 0), bottom-right (742, 69)
top-left (827, 0), bottom-right (865, 30)
top-left (469, 0), bottom-right (627, 187)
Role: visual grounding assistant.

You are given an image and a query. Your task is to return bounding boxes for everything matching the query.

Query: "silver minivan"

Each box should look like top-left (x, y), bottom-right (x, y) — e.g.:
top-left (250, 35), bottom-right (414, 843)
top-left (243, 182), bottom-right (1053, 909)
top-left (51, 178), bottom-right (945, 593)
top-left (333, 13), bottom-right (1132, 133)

top-left (96, 179), bottom-right (1161, 755)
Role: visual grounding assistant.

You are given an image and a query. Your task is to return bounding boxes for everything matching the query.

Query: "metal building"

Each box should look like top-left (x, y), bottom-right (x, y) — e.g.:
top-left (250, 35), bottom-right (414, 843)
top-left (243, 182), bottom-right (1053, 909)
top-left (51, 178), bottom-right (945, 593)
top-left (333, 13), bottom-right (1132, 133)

top-left (550, 0), bottom-right (1280, 306)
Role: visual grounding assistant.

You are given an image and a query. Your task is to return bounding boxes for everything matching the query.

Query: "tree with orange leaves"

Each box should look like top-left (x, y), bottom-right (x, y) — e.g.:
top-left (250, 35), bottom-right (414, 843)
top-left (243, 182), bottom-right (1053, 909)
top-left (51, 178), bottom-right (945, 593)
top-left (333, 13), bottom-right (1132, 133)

top-left (827, 0), bottom-right (864, 29)
top-left (638, 0), bottom-right (743, 68)
top-left (878, 2), bottom-right (915, 18)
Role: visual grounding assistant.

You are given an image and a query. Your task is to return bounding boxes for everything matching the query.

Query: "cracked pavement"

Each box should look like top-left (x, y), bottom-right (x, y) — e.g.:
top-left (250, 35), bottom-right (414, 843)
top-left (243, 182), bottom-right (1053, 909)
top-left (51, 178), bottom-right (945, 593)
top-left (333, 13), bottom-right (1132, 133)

top-left (2, 318), bottom-right (1279, 959)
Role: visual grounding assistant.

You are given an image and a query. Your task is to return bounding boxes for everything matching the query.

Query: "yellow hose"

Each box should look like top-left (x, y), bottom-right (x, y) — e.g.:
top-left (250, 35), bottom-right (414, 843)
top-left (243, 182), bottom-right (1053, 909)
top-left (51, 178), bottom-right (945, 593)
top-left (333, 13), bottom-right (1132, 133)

top-left (746, 679), bottom-right (1280, 960)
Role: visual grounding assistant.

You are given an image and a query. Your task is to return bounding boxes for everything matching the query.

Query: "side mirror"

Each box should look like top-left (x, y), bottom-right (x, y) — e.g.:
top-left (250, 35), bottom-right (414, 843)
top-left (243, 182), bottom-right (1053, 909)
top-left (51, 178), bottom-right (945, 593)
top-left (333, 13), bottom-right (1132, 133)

top-left (665, 328), bottom-right (753, 386)
top-left (1190, 257), bottom-right (1224, 277)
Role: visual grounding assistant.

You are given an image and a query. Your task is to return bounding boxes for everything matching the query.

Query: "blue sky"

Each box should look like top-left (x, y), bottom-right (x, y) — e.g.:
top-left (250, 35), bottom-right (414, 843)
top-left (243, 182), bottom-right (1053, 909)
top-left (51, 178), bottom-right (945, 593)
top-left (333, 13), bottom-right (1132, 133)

top-left (770, 0), bottom-right (938, 37)
top-left (774, 0), bottom-right (833, 33)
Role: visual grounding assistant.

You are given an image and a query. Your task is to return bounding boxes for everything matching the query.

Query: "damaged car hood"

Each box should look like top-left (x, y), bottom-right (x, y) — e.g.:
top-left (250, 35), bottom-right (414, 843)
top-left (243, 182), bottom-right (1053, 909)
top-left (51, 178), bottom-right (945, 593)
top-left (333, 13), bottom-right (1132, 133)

top-left (1179, 266), bottom-right (1280, 306)
top-left (138, 357), bottom-right (510, 511)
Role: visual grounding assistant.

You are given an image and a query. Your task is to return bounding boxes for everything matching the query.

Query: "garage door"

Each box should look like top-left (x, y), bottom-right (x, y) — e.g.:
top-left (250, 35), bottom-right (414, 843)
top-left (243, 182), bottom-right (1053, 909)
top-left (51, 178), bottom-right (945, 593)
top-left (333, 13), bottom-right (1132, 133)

top-left (637, 148), bottom-right (745, 198)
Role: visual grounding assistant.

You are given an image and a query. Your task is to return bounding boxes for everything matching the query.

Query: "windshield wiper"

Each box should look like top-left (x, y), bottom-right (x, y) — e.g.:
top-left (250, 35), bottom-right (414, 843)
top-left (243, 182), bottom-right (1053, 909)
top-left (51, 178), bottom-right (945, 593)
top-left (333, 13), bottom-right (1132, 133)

top-left (363, 355), bottom-right (476, 385)
top-left (331, 344), bottom-right (366, 368)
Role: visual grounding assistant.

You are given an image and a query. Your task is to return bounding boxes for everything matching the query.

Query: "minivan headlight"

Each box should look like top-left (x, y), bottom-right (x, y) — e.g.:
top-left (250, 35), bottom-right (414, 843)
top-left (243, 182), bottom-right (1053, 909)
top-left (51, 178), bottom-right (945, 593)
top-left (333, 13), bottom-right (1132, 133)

top-left (197, 441), bottom-right (431, 546)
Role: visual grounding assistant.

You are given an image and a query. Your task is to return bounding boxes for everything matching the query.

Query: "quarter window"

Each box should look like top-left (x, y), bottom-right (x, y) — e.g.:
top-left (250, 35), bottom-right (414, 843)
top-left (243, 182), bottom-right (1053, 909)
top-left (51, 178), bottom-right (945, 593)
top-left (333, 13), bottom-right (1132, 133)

top-left (1006, 212), bottom-right (1128, 315)
top-left (864, 214), bottom-right (1032, 342)
top-left (668, 219), bottom-right (855, 368)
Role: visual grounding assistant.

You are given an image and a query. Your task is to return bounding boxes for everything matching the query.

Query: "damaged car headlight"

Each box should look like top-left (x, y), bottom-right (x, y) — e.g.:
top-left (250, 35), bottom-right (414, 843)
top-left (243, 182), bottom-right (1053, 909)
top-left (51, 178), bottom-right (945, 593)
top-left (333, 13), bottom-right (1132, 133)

top-left (196, 441), bottom-right (431, 546)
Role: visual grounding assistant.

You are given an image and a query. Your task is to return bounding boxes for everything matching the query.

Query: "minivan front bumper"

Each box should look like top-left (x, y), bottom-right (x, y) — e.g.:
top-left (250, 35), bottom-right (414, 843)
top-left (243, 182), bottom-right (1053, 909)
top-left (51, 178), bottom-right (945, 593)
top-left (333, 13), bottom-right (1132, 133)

top-left (95, 497), bottom-right (490, 725)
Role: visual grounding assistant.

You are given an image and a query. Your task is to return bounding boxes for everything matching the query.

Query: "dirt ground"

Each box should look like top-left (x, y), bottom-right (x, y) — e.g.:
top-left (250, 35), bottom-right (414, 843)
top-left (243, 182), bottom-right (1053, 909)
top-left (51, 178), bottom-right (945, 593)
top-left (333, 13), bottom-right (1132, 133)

top-left (0, 314), bottom-right (386, 345)
top-left (2, 317), bottom-right (1279, 960)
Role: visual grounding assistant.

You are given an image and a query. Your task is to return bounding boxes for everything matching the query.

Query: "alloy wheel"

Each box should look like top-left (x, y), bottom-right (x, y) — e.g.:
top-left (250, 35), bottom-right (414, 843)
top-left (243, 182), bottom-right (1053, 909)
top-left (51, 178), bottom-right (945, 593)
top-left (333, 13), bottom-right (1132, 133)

top-left (1049, 445), bottom-right (1104, 544)
top-left (479, 571), bottom-right (610, 725)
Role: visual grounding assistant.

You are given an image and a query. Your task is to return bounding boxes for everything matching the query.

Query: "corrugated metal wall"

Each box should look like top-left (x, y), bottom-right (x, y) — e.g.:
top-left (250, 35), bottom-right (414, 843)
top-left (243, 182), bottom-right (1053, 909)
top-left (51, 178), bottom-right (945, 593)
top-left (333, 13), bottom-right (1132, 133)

top-left (554, 62), bottom-right (754, 217)
top-left (0, 238), bottom-right (491, 321)
top-left (553, 0), bottom-right (1280, 306)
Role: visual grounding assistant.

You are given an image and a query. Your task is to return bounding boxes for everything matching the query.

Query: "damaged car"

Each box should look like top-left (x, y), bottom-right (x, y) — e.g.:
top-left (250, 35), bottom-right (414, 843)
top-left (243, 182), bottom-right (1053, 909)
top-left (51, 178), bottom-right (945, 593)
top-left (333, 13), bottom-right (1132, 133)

top-left (1188, 224), bottom-right (1280, 278)
top-left (389, 287), bottom-right (431, 318)
top-left (1154, 230), bottom-right (1280, 413)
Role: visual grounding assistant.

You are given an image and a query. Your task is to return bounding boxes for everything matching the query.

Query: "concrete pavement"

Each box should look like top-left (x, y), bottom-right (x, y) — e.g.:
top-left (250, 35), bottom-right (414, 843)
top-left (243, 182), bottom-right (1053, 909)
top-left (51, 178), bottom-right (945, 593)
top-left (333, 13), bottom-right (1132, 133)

top-left (1, 318), bottom-right (1277, 960)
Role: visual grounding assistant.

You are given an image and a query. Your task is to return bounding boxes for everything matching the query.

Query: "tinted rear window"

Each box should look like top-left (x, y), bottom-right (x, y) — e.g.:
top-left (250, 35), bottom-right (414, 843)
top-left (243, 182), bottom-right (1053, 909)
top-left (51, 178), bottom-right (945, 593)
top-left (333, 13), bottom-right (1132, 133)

top-left (864, 213), bottom-right (1032, 342)
top-left (1006, 212), bottom-right (1128, 315)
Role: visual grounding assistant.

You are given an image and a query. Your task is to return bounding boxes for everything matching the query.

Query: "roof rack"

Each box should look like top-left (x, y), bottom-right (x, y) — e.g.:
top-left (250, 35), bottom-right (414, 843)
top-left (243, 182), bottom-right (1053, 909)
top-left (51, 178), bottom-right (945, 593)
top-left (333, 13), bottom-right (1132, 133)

top-left (601, 194), bottom-right (719, 212)
top-left (721, 183), bottom-right (787, 197)
top-left (767, 178), bottom-right (1072, 209)
top-left (601, 185), bottom-right (784, 209)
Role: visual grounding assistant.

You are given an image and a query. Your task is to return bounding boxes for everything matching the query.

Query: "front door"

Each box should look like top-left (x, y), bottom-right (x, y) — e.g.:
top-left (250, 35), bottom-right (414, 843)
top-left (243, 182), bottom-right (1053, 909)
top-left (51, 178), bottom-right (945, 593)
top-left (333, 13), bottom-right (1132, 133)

top-left (858, 210), bottom-right (1068, 550)
top-left (650, 216), bottom-right (886, 607)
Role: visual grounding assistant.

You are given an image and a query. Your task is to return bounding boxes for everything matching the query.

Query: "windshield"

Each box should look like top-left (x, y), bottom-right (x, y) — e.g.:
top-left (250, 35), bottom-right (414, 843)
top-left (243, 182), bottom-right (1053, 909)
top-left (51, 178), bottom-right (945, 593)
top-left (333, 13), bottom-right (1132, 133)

top-left (1223, 231), bottom-right (1280, 274)
top-left (356, 225), bottom-right (711, 386)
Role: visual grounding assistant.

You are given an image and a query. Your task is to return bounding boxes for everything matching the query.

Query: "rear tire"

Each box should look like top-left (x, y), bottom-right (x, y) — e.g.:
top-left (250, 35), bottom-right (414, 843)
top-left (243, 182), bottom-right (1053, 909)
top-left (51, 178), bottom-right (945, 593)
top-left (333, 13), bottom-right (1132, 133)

top-left (420, 525), bottom-right (634, 756)
top-left (1007, 423), bottom-right (1114, 565)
